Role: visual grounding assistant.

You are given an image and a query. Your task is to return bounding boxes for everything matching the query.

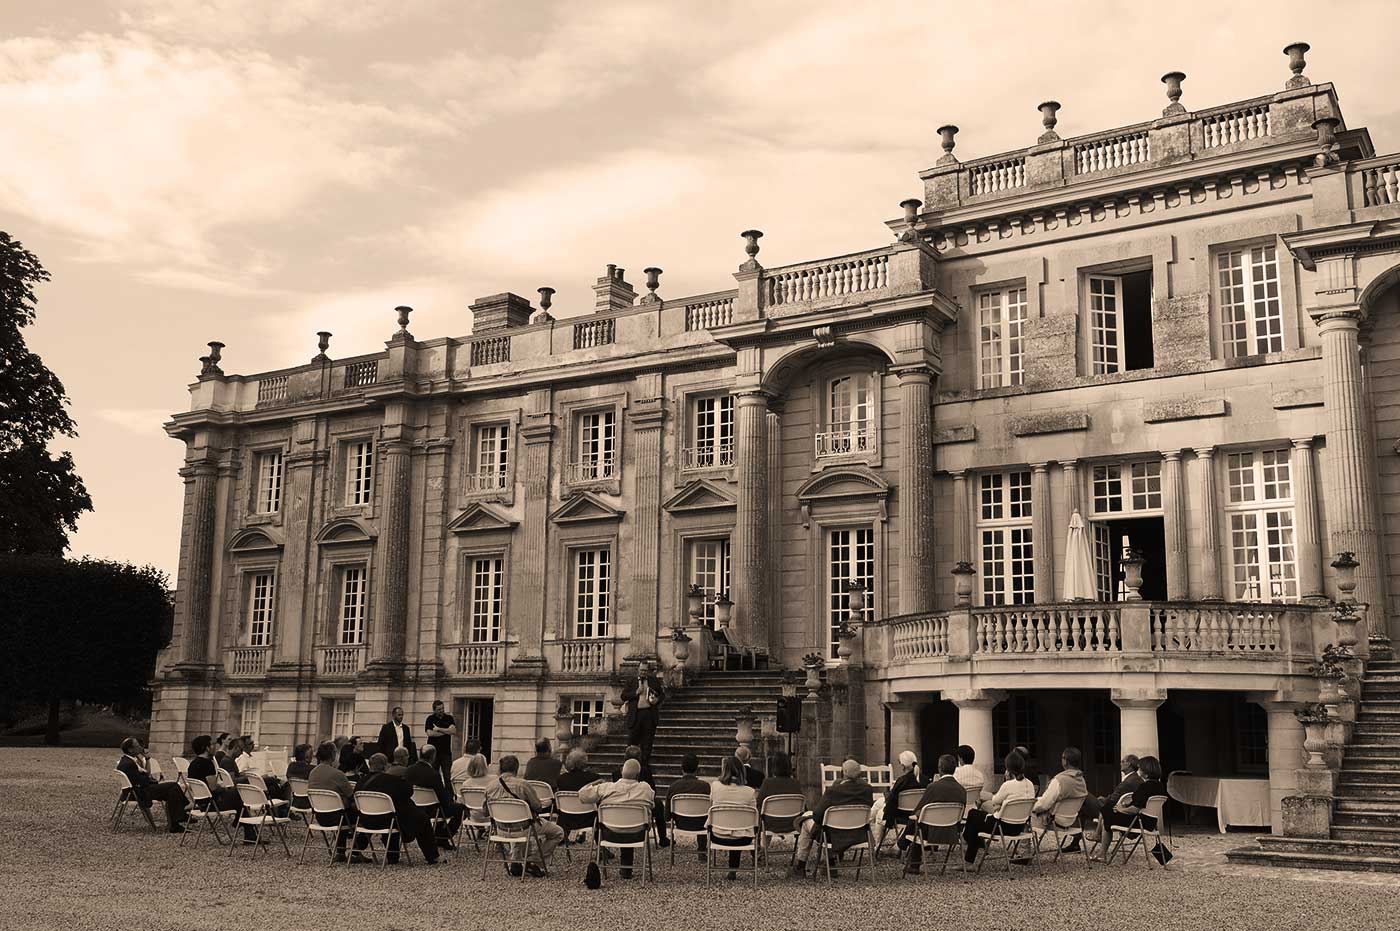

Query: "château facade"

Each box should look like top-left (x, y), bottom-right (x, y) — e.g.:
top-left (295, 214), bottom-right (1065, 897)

top-left (155, 45), bottom-right (1400, 832)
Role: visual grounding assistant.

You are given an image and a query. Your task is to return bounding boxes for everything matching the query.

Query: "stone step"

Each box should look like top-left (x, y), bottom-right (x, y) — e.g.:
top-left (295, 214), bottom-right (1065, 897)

top-left (1254, 835), bottom-right (1400, 858)
top-left (1335, 785), bottom-right (1400, 800)
top-left (1342, 748), bottom-right (1400, 763)
top-left (1224, 845), bottom-right (1400, 873)
top-left (1351, 724), bottom-right (1400, 738)
top-left (1331, 825), bottom-right (1400, 843)
top-left (1334, 799), bottom-right (1400, 817)
top-left (1335, 768), bottom-right (1400, 785)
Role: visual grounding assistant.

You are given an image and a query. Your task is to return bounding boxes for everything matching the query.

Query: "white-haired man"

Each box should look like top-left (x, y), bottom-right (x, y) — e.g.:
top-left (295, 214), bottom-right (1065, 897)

top-left (791, 759), bottom-right (873, 877)
top-left (580, 758), bottom-right (655, 879)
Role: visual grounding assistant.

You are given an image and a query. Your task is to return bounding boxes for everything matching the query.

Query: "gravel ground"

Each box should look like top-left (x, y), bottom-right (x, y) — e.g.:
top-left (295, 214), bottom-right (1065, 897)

top-left (3, 747), bottom-right (1398, 931)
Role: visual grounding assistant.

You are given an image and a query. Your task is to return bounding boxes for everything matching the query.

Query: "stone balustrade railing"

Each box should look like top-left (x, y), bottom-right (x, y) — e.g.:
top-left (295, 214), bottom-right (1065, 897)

top-left (256, 375), bottom-right (288, 404)
top-left (1357, 156), bottom-right (1400, 207)
top-left (890, 612), bottom-right (949, 660)
top-left (317, 645), bottom-right (368, 676)
top-left (452, 642), bottom-right (505, 676)
top-left (551, 638), bottom-right (614, 675)
top-left (1150, 604), bottom-right (1284, 654)
top-left (764, 249), bottom-right (891, 307)
top-left (226, 647), bottom-right (271, 677)
top-left (968, 156), bottom-right (1026, 195)
top-left (976, 604), bottom-right (1121, 654)
top-left (1201, 102), bottom-right (1271, 148)
top-left (1074, 130), bottom-right (1151, 175)
top-left (470, 335), bottom-right (511, 366)
top-left (685, 296), bottom-right (735, 330)
top-left (572, 318), bottom-right (615, 349)
top-left (342, 359), bottom-right (379, 388)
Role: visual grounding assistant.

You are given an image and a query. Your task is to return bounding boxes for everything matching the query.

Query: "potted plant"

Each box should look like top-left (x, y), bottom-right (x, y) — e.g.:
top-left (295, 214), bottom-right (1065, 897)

top-left (1309, 643), bottom-right (1354, 704)
top-left (802, 653), bottom-right (826, 690)
top-left (1294, 702), bottom-right (1331, 766)
top-left (670, 626), bottom-right (694, 664)
top-left (1332, 598), bottom-right (1361, 649)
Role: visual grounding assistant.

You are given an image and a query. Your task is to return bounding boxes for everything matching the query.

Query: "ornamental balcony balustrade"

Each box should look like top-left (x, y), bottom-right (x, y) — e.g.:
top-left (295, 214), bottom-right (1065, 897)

top-left (464, 469), bottom-right (510, 492)
top-left (342, 359), bottom-right (379, 388)
top-left (445, 641), bottom-right (507, 677)
top-left (225, 647), bottom-right (271, 677)
top-left (814, 428), bottom-right (877, 459)
top-left (566, 457), bottom-right (616, 483)
top-left (317, 644), bottom-right (368, 677)
top-left (547, 637), bottom-right (616, 676)
top-left (681, 441), bottom-right (735, 470)
top-left (470, 335), bottom-right (511, 366)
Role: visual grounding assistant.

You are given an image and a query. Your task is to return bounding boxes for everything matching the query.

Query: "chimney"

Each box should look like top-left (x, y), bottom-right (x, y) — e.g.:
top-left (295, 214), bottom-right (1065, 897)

top-left (593, 264), bottom-right (637, 313)
top-left (469, 292), bottom-right (535, 333)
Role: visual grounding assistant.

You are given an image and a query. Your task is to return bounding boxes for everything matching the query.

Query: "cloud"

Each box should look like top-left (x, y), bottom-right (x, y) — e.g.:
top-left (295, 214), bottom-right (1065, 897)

top-left (94, 407), bottom-right (178, 434)
top-left (116, 0), bottom-right (444, 42)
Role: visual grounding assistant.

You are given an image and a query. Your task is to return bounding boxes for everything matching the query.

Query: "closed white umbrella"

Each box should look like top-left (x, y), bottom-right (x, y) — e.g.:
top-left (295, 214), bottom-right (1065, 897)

top-left (1064, 509), bottom-right (1096, 601)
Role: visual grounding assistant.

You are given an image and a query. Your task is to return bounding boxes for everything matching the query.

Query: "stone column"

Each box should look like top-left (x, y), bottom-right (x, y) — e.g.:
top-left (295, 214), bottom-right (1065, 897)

top-left (1112, 691), bottom-right (1165, 759)
top-left (885, 696), bottom-right (922, 762)
top-left (178, 459), bottom-right (219, 665)
top-left (950, 470), bottom-right (971, 566)
top-left (766, 409), bottom-right (783, 630)
top-left (628, 391), bottom-right (665, 660)
top-left (1192, 447), bottom-right (1223, 600)
top-left (372, 437), bottom-right (412, 664)
top-left (1255, 697), bottom-right (1305, 833)
top-left (1162, 450), bottom-right (1189, 600)
top-left (1315, 309), bottom-right (1382, 622)
top-left (514, 393), bottom-right (553, 666)
top-left (1061, 459), bottom-right (1082, 515)
top-left (1291, 437), bottom-right (1325, 600)
top-left (950, 690), bottom-right (1005, 785)
top-left (732, 389), bottom-right (771, 650)
top-left (275, 423), bottom-right (321, 667)
top-left (1031, 462), bottom-right (1054, 602)
top-left (897, 367), bottom-right (936, 613)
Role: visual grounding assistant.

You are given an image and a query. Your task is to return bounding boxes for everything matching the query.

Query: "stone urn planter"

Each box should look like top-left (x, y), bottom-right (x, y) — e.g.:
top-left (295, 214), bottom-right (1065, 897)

top-left (802, 653), bottom-right (825, 690)
top-left (952, 561), bottom-right (976, 607)
top-left (1295, 703), bottom-right (1330, 767)
top-left (670, 627), bottom-right (693, 664)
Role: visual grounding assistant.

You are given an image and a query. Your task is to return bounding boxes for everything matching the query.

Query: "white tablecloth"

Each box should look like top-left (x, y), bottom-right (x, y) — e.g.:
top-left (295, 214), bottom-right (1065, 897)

top-left (247, 749), bottom-right (289, 780)
top-left (1167, 775), bottom-right (1271, 832)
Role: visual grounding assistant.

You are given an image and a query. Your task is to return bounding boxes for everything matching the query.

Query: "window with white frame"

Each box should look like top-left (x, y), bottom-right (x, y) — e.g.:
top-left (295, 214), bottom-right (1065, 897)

top-left (338, 566), bottom-right (368, 644)
top-left (247, 572), bottom-right (275, 647)
top-left (688, 538), bottom-right (730, 626)
top-left (238, 696), bottom-right (261, 742)
top-left (978, 470), bottom-right (1034, 605)
top-left (1090, 461), bottom-right (1162, 515)
top-left (1087, 270), bottom-right (1153, 373)
top-left (687, 394), bottom-right (735, 469)
top-left (571, 698), bottom-right (605, 736)
top-left (471, 424), bottom-right (510, 491)
top-left (573, 547), bottom-right (611, 638)
top-left (574, 410), bottom-right (616, 481)
top-left (254, 450), bottom-right (283, 514)
top-left (346, 440), bottom-right (374, 506)
top-left (818, 373), bottom-right (875, 457)
top-left (468, 556), bottom-right (504, 643)
top-left (1225, 448), bottom-right (1298, 602)
top-left (331, 699), bottom-right (354, 738)
top-left (827, 527), bottom-right (874, 660)
top-left (978, 286), bottom-right (1028, 389)
top-left (1218, 244), bottom-right (1283, 357)
top-left (1089, 275), bottom-right (1121, 374)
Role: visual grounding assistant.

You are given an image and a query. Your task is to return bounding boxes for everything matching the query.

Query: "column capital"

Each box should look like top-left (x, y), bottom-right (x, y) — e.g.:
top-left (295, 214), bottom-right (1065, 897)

top-left (378, 439), bottom-right (413, 455)
top-left (177, 460), bottom-right (220, 479)
top-left (1308, 303), bottom-right (1365, 329)
top-left (1163, 449), bottom-right (1183, 462)
top-left (947, 468), bottom-right (968, 479)
top-left (1030, 461), bottom-right (1052, 473)
top-left (891, 364), bottom-right (936, 383)
top-left (520, 422), bottom-right (555, 445)
top-left (1192, 446), bottom-right (1215, 459)
top-left (1111, 689), bottom-right (1167, 709)
top-left (732, 387), bottom-right (775, 406)
top-left (946, 688), bottom-right (1008, 708)
top-left (1060, 458), bottom-right (1079, 469)
top-left (1291, 436), bottom-right (1317, 450)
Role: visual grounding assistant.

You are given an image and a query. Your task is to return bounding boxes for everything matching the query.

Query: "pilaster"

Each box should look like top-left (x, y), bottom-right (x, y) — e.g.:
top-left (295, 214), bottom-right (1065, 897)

top-left (514, 388), bottom-right (554, 666)
top-left (371, 433), bottom-right (413, 665)
top-left (627, 387), bottom-right (665, 660)
top-left (950, 470), bottom-right (970, 566)
top-left (274, 420), bottom-right (323, 669)
top-left (896, 367), bottom-right (935, 613)
top-left (1030, 462), bottom-right (1054, 602)
top-left (1162, 450), bottom-right (1188, 600)
top-left (1192, 447), bottom-right (1223, 601)
top-left (177, 458), bottom-right (220, 665)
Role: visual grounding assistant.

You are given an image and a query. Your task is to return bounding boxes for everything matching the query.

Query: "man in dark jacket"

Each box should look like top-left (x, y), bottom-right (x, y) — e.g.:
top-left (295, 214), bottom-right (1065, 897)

top-left (735, 746), bottom-right (765, 789)
top-left (524, 738), bottom-right (563, 787)
top-left (376, 707), bottom-right (416, 762)
top-left (116, 738), bottom-right (188, 832)
top-left (556, 749), bottom-right (606, 793)
top-left (899, 754), bottom-right (965, 872)
top-left (1081, 754), bottom-right (1144, 827)
top-left (791, 759), bottom-right (873, 876)
top-left (620, 660), bottom-right (665, 762)
top-left (666, 753), bottom-right (712, 860)
top-left (404, 746), bottom-right (464, 842)
top-left (357, 753), bottom-right (439, 864)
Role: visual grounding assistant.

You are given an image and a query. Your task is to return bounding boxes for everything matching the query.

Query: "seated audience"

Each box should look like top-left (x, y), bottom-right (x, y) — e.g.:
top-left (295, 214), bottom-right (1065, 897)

top-left (709, 756), bottom-right (758, 880)
top-left (610, 745), bottom-right (668, 848)
top-left (962, 750), bottom-right (1036, 865)
top-left (898, 753), bottom-right (964, 873)
top-left (387, 746), bottom-right (411, 776)
top-left (734, 745), bottom-right (764, 789)
top-left (357, 752), bottom-right (440, 865)
top-left (308, 741), bottom-right (357, 859)
top-left (667, 752), bottom-right (712, 860)
top-left (876, 750), bottom-right (927, 846)
top-left (1081, 754), bottom-right (1141, 828)
top-left (524, 738), bottom-right (563, 787)
top-left (1097, 754), bottom-right (1171, 864)
top-left (338, 736), bottom-right (367, 775)
top-left (791, 759), bottom-right (874, 877)
top-left (286, 744), bottom-right (314, 781)
top-left (456, 754), bottom-right (494, 793)
top-left (213, 733), bottom-right (232, 771)
top-left (1015, 744), bottom-right (1043, 790)
top-left (1032, 746), bottom-right (1089, 851)
top-left (485, 755), bottom-right (564, 876)
top-left (116, 737), bottom-right (188, 832)
top-left (188, 734), bottom-right (255, 841)
top-left (235, 737), bottom-right (288, 798)
top-left (405, 745), bottom-right (465, 843)
top-left (556, 749), bottom-right (606, 793)
top-left (953, 744), bottom-right (991, 802)
top-left (755, 750), bottom-right (805, 838)
top-left (582, 757), bottom-right (657, 878)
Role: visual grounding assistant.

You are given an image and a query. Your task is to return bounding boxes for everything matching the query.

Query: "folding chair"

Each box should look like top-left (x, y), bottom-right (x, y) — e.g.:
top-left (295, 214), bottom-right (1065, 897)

top-left (231, 784), bottom-right (292, 858)
top-left (759, 793), bottom-right (807, 867)
top-left (706, 803), bottom-right (760, 887)
top-left (411, 785), bottom-right (450, 856)
top-left (172, 757), bottom-right (191, 794)
top-left (554, 790), bottom-right (597, 862)
top-left (527, 780), bottom-right (556, 820)
top-left (286, 778), bottom-right (312, 827)
top-left (595, 802), bottom-right (654, 883)
top-left (876, 788), bottom-right (926, 859)
top-left (1107, 795), bottom-right (1169, 868)
top-left (243, 772), bottom-right (289, 813)
top-left (181, 778), bottom-right (234, 847)
top-left (110, 770), bottom-right (159, 833)
top-left (459, 786), bottom-right (491, 853)
top-left (353, 791), bottom-right (411, 868)
top-left (963, 784), bottom-right (984, 815)
top-left (301, 789), bottom-right (347, 864)
top-left (1037, 796), bottom-right (1091, 868)
top-left (216, 768), bottom-right (237, 791)
top-left (903, 802), bottom-right (966, 876)
top-left (813, 804), bottom-right (875, 883)
top-left (973, 797), bottom-right (1037, 872)
top-left (668, 793), bottom-right (711, 866)
top-left (483, 797), bottom-right (547, 880)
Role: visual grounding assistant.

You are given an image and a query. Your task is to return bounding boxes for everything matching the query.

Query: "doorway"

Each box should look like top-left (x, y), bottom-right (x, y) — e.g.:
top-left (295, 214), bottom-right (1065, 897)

top-left (1095, 517), bottom-right (1166, 601)
top-left (456, 697), bottom-right (494, 760)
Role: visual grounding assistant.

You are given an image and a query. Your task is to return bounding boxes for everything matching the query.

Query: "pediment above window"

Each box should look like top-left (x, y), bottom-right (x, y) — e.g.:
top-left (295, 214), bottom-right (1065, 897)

top-left (794, 466), bottom-right (889, 527)
top-left (447, 503), bottom-right (518, 534)
top-left (314, 517), bottom-right (377, 545)
top-left (663, 479), bottom-right (736, 514)
top-left (228, 527), bottom-right (284, 553)
top-left (550, 491), bottom-right (625, 525)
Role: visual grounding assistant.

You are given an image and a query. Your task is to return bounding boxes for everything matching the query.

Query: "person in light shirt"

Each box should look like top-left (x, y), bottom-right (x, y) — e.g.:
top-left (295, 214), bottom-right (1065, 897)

top-left (961, 750), bottom-right (1036, 865)
top-left (953, 744), bottom-right (991, 802)
top-left (709, 756), bottom-right (758, 880)
top-left (580, 758), bottom-right (656, 880)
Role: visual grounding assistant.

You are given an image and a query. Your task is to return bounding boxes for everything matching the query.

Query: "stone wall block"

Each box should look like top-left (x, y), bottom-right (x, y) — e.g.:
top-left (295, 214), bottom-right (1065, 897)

top-left (1151, 292), bottom-right (1211, 371)
top-left (1021, 314), bottom-right (1078, 389)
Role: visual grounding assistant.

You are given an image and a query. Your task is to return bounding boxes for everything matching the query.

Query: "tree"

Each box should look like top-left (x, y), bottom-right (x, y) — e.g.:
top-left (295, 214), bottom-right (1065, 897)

top-left (0, 556), bottom-right (172, 744)
top-left (0, 232), bottom-right (92, 554)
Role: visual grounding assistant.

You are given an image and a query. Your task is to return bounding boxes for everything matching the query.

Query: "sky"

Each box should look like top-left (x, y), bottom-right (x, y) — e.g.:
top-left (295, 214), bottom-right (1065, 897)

top-left (3, 0), bottom-right (1399, 582)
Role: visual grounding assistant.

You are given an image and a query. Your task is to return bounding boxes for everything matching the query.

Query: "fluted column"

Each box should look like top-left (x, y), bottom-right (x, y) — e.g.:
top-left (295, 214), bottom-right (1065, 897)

top-left (515, 408), bottom-right (553, 664)
top-left (1291, 437), bottom-right (1325, 600)
top-left (950, 470), bottom-right (970, 566)
top-left (1316, 309), bottom-right (1382, 624)
top-left (372, 438), bottom-right (412, 663)
top-left (178, 459), bottom-right (219, 665)
top-left (897, 367), bottom-right (935, 613)
top-left (1031, 462), bottom-right (1054, 602)
top-left (277, 425), bottom-right (322, 667)
top-left (732, 390), bottom-right (771, 651)
top-left (766, 409), bottom-right (783, 629)
top-left (1163, 450), bottom-right (1189, 600)
top-left (628, 396), bottom-right (665, 659)
top-left (1061, 459), bottom-right (1081, 515)
top-left (1193, 447), bottom-right (1223, 600)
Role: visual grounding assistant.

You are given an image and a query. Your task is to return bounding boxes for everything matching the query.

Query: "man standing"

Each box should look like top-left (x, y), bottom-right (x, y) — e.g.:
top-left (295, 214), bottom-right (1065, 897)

top-left (424, 700), bottom-right (457, 788)
top-left (621, 660), bottom-right (665, 762)
top-left (377, 706), bottom-right (416, 762)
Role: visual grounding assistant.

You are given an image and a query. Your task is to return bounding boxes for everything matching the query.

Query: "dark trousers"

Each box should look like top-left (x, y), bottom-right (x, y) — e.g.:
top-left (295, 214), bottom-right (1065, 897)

top-left (314, 807), bottom-right (358, 855)
top-left (672, 811), bottom-right (708, 850)
top-left (599, 825), bottom-right (646, 875)
top-left (353, 810), bottom-right (438, 863)
top-left (629, 707), bottom-right (658, 762)
top-left (962, 809), bottom-right (1025, 862)
top-left (436, 755), bottom-right (453, 792)
top-left (425, 800), bottom-right (465, 839)
top-left (137, 782), bottom-right (189, 831)
top-left (710, 831), bottom-right (750, 869)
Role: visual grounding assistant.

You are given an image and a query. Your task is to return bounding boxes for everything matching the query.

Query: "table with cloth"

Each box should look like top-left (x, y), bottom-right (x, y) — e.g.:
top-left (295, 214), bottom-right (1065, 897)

top-left (1167, 774), bottom-right (1271, 832)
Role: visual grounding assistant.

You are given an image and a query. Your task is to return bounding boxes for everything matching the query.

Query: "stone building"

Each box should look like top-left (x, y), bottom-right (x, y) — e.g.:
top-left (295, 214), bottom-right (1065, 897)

top-left (155, 45), bottom-right (1400, 835)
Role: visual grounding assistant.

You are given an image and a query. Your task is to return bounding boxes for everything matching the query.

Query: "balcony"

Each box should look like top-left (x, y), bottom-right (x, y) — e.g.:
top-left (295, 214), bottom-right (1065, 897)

top-left (342, 359), bottom-right (379, 388)
top-left (225, 647), bottom-right (271, 677)
top-left (763, 247), bottom-right (894, 315)
top-left (814, 428), bottom-right (877, 459)
top-left (256, 375), bottom-right (288, 404)
top-left (548, 638), bottom-right (616, 676)
top-left (465, 469), bottom-right (510, 493)
top-left (448, 642), bottom-right (506, 677)
top-left (317, 644), bottom-right (368, 677)
top-left (681, 441), bottom-right (734, 471)
top-left (566, 457), bottom-right (616, 484)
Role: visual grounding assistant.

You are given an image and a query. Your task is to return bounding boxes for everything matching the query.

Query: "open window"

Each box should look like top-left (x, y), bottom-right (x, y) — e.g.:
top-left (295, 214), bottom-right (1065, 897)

top-left (1087, 269), bottom-right (1153, 374)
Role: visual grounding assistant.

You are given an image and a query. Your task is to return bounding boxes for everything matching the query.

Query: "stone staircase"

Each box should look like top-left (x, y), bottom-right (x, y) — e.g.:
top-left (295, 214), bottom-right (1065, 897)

top-left (1227, 647), bottom-right (1400, 872)
top-left (583, 670), bottom-right (788, 793)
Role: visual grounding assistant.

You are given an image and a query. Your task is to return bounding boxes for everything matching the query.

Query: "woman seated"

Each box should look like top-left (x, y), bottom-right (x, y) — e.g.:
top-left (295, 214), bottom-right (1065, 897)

top-left (338, 736), bottom-right (367, 775)
top-left (709, 756), bottom-right (759, 880)
top-left (961, 750), bottom-right (1036, 864)
top-left (1098, 755), bottom-right (1171, 864)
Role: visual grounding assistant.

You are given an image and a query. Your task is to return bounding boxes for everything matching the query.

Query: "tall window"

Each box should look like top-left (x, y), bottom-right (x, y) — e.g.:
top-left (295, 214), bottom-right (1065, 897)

top-left (688, 395), bottom-right (735, 469)
top-left (993, 695), bottom-right (1038, 768)
top-left (238, 697), bottom-right (261, 742)
top-left (978, 470), bottom-right (1033, 605)
top-left (576, 411), bottom-right (616, 480)
top-left (331, 699), bottom-right (354, 738)
top-left (468, 556), bottom-right (504, 643)
top-left (339, 566), bottom-right (367, 644)
top-left (473, 424), bottom-right (510, 490)
top-left (1090, 461), bottom-right (1162, 515)
top-left (1219, 244), bottom-right (1283, 357)
top-left (255, 451), bottom-right (283, 514)
top-left (1089, 275), bottom-right (1121, 374)
top-left (1087, 270), bottom-right (1153, 373)
top-left (827, 527), bottom-right (874, 660)
top-left (346, 440), bottom-right (374, 506)
top-left (573, 548), bottom-right (611, 638)
top-left (1226, 448), bottom-right (1298, 601)
top-left (571, 697), bottom-right (605, 736)
top-left (818, 373), bottom-right (875, 457)
top-left (978, 287), bottom-right (1028, 389)
top-left (247, 572), bottom-right (275, 647)
top-left (689, 538), bottom-right (731, 626)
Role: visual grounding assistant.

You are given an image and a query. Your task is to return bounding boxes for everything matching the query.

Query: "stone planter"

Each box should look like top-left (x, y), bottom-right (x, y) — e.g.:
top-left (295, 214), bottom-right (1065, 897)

top-left (1303, 722), bottom-right (1328, 767)
top-left (952, 562), bottom-right (976, 607)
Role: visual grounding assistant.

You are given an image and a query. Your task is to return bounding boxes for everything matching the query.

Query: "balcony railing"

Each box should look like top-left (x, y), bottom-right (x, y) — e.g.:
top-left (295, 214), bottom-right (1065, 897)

top-left (1361, 158), bottom-right (1400, 207)
top-left (343, 360), bottom-right (379, 388)
top-left (573, 318), bottom-right (615, 349)
top-left (465, 469), bottom-right (510, 492)
top-left (765, 252), bottom-right (890, 307)
top-left (976, 605), bottom-right (1121, 654)
top-left (1201, 103), bottom-right (1270, 148)
top-left (470, 335), bottom-right (511, 366)
top-left (454, 643), bottom-right (504, 676)
top-left (968, 156), bottom-right (1026, 195)
top-left (891, 613), bottom-right (949, 661)
top-left (318, 644), bottom-right (368, 676)
top-left (1150, 604), bottom-right (1283, 654)
top-left (814, 428), bottom-right (877, 459)
top-left (554, 638), bottom-right (613, 675)
top-left (1074, 130), bottom-right (1151, 175)
top-left (685, 296), bottom-right (734, 330)
top-left (256, 375), bottom-right (288, 404)
top-left (226, 647), bottom-right (271, 677)
top-left (566, 457), bottom-right (615, 483)
top-left (681, 441), bottom-right (734, 470)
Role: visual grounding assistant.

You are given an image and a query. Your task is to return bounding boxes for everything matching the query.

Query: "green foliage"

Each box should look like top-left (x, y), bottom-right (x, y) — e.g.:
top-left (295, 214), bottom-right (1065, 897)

top-left (0, 232), bottom-right (92, 554)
